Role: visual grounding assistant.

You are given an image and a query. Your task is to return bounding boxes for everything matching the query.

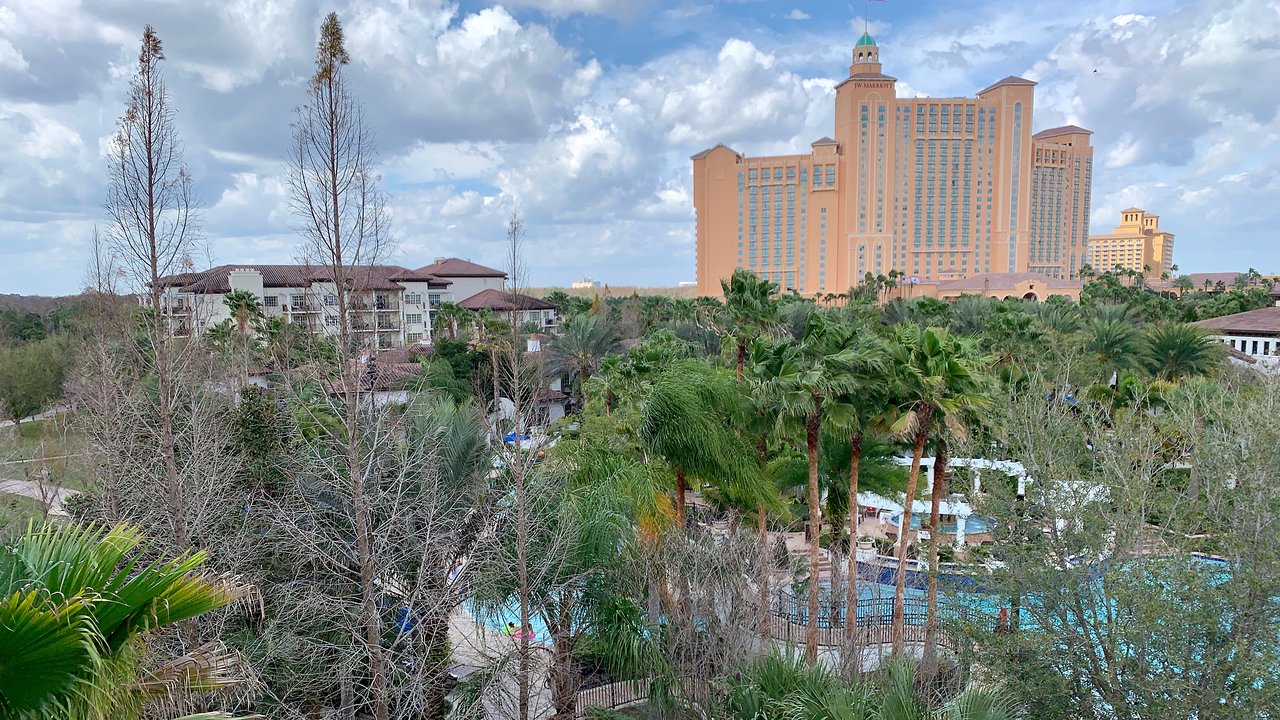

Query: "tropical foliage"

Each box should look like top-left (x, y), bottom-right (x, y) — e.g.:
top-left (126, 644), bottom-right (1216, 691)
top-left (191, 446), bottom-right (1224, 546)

top-left (0, 524), bottom-right (251, 719)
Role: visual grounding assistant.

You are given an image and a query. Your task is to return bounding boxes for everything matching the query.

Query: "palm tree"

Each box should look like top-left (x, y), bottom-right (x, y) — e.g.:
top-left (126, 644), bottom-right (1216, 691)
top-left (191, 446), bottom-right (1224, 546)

top-left (638, 359), bottom-right (748, 530)
top-left (546, 313), bottom-right (619, 411)
top-left (222, 289), bottom-right (262, 335)
top-left (204, 319), bottom-right (235, 349)
top-left (1140, 323), bottom-right (1223, 380)
top-left (889, 325), bottom-right (989, 660)
top-left (431, 301), bottom-right (468, 341)
top-left (824, 330), bottom-right (892, 653)
top-left (1084, 308), bottom-right (1141, 385)
top-left (763, 310), bottom-right (875, 665)
top-left (0, 523), bottom-right (252, 720)
top-left (721, 269), bottom-right (781, 381)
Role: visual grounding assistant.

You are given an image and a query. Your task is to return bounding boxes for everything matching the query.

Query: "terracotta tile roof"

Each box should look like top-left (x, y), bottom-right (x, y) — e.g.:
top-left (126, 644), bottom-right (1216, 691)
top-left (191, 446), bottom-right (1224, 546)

top-left (414, 257), bottom-right (507, 278)
top-left (1182, 272), bottom-right (1249, 287)
top-left (848, 72), bottom-right (897, 81)
top-left (1224, 346), bottom-right (1257, 364)
top-left (811, 137), bottom-right (838, 146)
top-left (458, 289), bottom-right (558, 312)
top-left (165, 264), bottom-right (453, 294)
top-left (1033, 125), bottom-right (1093, 139)
top-left (1192, 307), bottom-right (1280, 335)
top-left (979, 75), bottom-right (1037, 94)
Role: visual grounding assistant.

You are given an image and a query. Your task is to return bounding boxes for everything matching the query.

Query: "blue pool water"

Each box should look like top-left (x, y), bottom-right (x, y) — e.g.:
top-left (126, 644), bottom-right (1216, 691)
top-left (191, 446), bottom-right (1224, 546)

top-left (887, 513), bottom-right (996, 534)
top-left (472, 601), bottom-right (552, 642)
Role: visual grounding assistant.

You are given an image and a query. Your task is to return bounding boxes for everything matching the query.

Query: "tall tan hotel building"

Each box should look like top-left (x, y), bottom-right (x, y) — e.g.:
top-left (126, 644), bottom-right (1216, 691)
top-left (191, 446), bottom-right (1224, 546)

top-left (692, 33), bottom-right (1095, 296)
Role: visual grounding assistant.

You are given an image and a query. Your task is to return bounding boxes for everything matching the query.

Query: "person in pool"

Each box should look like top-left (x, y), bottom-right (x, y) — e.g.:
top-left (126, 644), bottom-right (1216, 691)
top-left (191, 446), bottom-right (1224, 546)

top-left (504, 622), bottom-right (535, 640)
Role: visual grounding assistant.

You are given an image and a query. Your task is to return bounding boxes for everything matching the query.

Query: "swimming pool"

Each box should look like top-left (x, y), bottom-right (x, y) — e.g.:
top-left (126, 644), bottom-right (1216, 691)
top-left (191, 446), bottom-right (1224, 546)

top-left (886, 513), bottom-right (996, 534)
top-left (471, 600), bottom-right (552, 643)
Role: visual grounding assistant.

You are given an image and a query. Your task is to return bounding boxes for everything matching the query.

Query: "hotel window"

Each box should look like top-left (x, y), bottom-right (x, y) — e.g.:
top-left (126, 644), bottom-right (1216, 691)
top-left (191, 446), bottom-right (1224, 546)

top-left (405, 293), bottom-right (422, 305)
top-left (264, 295), bottom-right (278, 307)
top-left (324, 294), bottom-right (338, 306)
top-left (405, 313), bottom-right (423, 325)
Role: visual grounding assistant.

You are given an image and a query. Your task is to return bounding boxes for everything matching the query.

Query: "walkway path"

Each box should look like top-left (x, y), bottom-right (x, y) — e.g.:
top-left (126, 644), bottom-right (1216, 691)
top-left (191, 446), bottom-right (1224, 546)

top-left (0, 405), bottom-right (67, 430)
top-left (0, 477), bottom-right (78, 516)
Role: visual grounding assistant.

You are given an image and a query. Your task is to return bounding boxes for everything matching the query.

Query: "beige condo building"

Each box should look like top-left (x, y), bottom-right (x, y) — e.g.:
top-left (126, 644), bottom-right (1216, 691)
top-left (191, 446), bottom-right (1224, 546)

top-left (1087, 208), bottom-right (1175, 278)
top-left (692, 33), bottom-right (1094, 296)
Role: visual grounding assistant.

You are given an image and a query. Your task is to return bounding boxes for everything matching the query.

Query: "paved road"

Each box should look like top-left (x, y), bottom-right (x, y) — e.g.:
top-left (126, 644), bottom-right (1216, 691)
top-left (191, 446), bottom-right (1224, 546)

top-left (0, 477), bottom-right (78, 517)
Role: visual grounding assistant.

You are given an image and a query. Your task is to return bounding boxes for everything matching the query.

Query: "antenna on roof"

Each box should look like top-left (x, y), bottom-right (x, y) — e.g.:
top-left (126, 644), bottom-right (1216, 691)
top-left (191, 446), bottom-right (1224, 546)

top-left (866, 0), bottom-right (886, 35)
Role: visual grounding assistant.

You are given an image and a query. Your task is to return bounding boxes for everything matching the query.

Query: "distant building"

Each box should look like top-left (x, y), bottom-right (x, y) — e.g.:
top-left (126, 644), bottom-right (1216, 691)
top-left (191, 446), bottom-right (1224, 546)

top-left (156, 264), bottom-right (450, 349)
top-left (571, 278), bottom-right (603, 289)
top-left (458, 289), bottom-right (559, 331)
top-left (154, 257), bottom-right (536, 349)
top-left (692, 31), bottom-right (1094, 297)
top-left (1087, 208), bottom-right (1175, 278)
top-left (1193, 305), bottom-right (1280, 374)
top-left (414, 258), bottom-right (508, 303)
top-left (912, 271), bottom-right (1082, 302)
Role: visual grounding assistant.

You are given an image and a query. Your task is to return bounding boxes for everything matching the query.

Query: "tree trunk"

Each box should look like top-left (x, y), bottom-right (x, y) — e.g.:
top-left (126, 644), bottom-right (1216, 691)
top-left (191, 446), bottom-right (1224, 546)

top-left (735, 341), bottom-right (746, 383)
top-left (756, 433), bottom-right (771, 641)
top-left (892, 420), bottom-right (930, 656)
top-left (805, 411), bottom-right (822, 666)
top-left (758, 500), bottom-right (770, 640)
top-left (11, 416), bottom-right (20, 440)
top-left (675, 469), bottom-right (687, 530)
top-left (549, 596), bottom-right (578, 720)
top-left (844, 433), bottom-right (862, 651)
top-left (923, 436), bottom-right (948, 677)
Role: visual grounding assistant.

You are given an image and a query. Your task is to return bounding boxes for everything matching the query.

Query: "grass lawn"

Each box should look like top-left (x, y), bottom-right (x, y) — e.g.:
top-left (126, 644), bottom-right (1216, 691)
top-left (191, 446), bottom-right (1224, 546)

top-left (1, 413), bottom-right (93, 492)
top-left (0, 494), bottom-right (56, 536)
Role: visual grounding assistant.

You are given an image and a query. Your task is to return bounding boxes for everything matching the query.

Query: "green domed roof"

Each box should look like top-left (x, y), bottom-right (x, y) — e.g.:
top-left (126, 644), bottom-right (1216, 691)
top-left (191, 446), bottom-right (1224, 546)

top-left (856, 32), bottom-right (877, 47)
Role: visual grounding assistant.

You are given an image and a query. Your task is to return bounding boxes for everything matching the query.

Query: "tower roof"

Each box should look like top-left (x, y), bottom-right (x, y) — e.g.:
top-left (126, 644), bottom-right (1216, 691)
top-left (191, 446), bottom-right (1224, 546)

top-left (856, 32), bottom-right (876, 47)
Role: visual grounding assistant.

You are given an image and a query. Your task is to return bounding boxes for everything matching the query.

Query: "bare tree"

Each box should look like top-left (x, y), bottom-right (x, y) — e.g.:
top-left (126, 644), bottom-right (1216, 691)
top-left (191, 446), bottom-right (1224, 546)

top-left (284, 12), bottom-right (394, 719)
top-left (258, 391), bottom-right (492, 719)
top-left (102, 25), bottom-right (201, 548)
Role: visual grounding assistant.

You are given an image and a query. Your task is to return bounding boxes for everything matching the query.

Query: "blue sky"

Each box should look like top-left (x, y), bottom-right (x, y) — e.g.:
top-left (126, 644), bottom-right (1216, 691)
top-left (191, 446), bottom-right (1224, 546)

top-left (0, 0), bottom-right (1277, 295)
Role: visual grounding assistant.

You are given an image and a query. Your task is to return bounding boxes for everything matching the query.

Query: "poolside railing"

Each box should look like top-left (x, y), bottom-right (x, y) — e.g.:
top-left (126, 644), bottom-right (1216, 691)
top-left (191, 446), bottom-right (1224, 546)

top-left (574, 678), bottom-right (651, 716)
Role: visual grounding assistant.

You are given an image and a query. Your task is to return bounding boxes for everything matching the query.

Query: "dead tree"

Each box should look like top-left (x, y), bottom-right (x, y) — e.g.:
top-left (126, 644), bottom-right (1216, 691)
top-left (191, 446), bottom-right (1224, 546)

top-left (102, 25), bottom-right (201, 549)
top-left (285, 12), bottom-right (394, 720)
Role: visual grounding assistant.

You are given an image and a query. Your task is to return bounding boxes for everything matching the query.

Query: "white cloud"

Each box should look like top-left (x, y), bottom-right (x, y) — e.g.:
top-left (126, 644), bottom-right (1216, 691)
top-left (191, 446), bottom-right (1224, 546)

top-left (0, 38), bottom-right (28, 72)
top-left (1, 0), bottom-right (1279, 294)
top-left (501, 0), bottom-right (643, 19)
top-left (785, 9), bottom-right (810, 21)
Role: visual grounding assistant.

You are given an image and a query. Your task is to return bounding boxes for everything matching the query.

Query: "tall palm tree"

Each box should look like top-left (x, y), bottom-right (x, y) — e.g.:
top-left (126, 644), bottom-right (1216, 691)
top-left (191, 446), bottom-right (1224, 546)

top-left (824, 328), bottom-right (892, 652)
top-left (638, 359), bottom-right (749, 530)
top-left (888, 326), bottom-right (989, 660)
top-left (222, 290), bottom-right (262, 336)
top-left (546, 313), bottom-right (619, 411)
top-left (721, 269), bottom-right (781, 381)
top-left (763, 310), bottom-right (874, 665)
top-left (0, 523), bottom-right (252, 719)
top-left (1140, 322), bottom-right (1223, 381)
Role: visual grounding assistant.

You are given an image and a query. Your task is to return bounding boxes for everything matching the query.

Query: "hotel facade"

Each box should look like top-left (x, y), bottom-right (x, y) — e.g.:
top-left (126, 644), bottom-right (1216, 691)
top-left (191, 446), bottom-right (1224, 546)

top-left (153, 258), bottom-right (558, 350)
top-left (1087, 208), bottom-right (1175, 278)
top-left (692, 33), bottom-right (1094, 296)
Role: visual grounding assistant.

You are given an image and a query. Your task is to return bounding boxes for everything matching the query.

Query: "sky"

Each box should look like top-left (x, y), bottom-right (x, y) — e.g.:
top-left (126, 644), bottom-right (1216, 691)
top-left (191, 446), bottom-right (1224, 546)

top-left (1, 0), bottom-right (1278, 296)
